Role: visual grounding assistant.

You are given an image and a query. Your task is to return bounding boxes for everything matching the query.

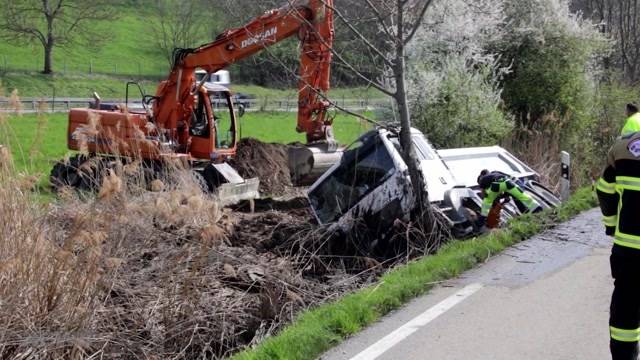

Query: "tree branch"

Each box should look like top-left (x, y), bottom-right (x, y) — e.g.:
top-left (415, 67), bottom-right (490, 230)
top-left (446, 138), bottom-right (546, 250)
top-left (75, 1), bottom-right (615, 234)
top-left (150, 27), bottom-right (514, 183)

top-left (403, 0), bottom-right (433, 45)
top-left (317, 0), bottom-right (395, 68)
top-left (277, 0), bottom-right (393, 96)
top-left (363, 0), bottom-right (395, 39)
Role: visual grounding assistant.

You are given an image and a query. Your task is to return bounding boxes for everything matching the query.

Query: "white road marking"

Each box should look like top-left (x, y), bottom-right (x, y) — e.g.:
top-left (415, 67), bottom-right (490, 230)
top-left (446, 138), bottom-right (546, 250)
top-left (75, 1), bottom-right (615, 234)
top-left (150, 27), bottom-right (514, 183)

top-left (348, 283), bottom-right (484, 360)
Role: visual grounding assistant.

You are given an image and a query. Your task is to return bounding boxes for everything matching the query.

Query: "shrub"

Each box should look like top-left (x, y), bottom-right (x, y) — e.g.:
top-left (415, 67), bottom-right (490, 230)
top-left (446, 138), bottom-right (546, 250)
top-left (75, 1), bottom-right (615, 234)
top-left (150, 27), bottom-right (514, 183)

top-left (498, 0), bottom-right (607, 128)
top-left (410, 57), bottom-right (513, 148)
top-left (405, 0), bottom-right (512, 148)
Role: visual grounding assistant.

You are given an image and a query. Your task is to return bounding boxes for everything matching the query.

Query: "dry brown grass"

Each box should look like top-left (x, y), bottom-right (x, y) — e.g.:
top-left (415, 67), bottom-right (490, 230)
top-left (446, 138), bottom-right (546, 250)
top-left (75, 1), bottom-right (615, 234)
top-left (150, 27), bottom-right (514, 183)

top-left (0, 110), bottom-right (373, 358)
top-left (505, 130), bottom-right (561, 191)
top-left (504, 112), bottom-right (611, 190)
top-left (503, 114), bottom-right (567, 192)
top-left (8, 89), bottom-right (23, 114)
top-left (0, 149), bottom-right (313, 358)
top-left (0, 103), bottom-right (446, 358)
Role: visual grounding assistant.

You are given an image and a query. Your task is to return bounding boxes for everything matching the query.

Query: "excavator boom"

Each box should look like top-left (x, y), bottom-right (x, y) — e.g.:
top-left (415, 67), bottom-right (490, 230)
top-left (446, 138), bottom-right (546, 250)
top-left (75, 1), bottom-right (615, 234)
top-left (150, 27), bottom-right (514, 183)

top-left (154, 0), bottom-right (335, 146)
top-left (56, 0), bottom-right (339, 198)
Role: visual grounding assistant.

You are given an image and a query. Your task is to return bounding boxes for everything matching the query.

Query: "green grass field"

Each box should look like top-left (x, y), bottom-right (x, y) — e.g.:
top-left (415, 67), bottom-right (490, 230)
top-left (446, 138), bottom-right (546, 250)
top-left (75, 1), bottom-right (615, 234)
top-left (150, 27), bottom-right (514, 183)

top-left (0, 72), bottom-right (385, 101)
top-left (0, 73), bottom-right (158, 99)
top-left (0, 12), bottom-right (167, 77)
top-left (0, 3), bottom-right (385, 101)
top-left (2, 111), bottom-right (370, 185)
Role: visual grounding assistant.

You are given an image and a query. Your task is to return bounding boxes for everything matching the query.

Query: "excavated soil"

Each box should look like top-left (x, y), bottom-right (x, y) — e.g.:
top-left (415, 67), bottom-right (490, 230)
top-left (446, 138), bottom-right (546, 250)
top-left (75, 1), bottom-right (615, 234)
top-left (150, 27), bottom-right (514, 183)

top-left (35, 189), bottom-right (383, 359)
top-left (232, 138), bottom-right (293, 196)
top-left (13, 159), bottom-right (445, 358)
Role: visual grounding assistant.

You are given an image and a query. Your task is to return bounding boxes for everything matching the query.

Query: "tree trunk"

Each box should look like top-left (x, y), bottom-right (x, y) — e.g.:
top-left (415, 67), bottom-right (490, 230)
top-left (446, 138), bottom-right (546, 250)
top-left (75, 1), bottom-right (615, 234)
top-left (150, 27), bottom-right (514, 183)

top-left (43, 9), bottom-right (54, 74)
top-left (394, 0), bottom-right (429, 214)
top-left (395, 64), bottom-right (429, 212)
top-left (43, 41), bottom-right (53, 74)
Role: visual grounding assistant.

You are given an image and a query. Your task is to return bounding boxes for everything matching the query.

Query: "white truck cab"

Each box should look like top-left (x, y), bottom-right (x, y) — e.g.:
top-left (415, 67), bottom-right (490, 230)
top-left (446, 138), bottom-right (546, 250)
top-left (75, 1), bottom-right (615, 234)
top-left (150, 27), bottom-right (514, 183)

top-left (308, 127), bottom-right (560, 238)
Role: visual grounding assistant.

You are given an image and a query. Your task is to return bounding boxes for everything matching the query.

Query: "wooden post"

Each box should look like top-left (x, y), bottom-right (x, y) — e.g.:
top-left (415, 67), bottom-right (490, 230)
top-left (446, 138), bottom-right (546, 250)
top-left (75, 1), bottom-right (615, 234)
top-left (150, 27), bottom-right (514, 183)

top-left (560, 151), bottom-right (571, 201)
top-left (51, 86), bottom-right (55, 113)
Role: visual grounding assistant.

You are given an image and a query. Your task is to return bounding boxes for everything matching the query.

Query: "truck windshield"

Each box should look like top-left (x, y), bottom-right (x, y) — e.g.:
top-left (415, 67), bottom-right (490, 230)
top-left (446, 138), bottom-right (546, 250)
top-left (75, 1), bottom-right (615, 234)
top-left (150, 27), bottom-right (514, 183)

top-left (309, 137), bottom-right (395, 223)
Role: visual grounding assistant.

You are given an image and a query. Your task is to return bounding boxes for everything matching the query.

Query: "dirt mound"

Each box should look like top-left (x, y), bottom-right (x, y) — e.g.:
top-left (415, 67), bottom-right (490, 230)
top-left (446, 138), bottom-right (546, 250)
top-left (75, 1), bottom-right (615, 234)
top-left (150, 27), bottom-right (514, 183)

top-left (232, 138), bottom-right (292, 196)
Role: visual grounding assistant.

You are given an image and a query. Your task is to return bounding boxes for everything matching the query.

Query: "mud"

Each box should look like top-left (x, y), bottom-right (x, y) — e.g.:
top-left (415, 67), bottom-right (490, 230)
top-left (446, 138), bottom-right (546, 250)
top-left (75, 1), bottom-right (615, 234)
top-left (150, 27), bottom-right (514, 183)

top-left (28, 153), bottom-right (447, 359)
top-left (232, 138), bottom-right (292, 196)
top-left (40, 187), bottom-right (384, 359)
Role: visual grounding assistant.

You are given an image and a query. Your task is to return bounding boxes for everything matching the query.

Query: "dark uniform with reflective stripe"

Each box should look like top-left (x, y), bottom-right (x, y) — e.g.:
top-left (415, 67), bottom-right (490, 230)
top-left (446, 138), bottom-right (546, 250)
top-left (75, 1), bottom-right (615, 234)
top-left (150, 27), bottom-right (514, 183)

top-left (596, 132), bottom-right (640, 359)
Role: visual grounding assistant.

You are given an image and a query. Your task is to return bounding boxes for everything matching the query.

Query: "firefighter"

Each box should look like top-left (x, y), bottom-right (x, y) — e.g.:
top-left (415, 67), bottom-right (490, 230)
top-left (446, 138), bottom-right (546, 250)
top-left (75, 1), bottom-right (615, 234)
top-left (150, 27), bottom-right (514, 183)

top-left (596, 131), bottom-right (640, 359)
top-left (622, 103), bottom-right (640, 136)
top-left (476, 169), bottom-right (541, 227)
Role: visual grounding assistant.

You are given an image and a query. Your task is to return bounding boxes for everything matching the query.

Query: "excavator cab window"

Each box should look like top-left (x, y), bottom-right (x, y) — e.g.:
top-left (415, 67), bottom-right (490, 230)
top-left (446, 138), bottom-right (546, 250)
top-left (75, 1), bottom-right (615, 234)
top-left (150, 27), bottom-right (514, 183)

top-left (190, 92), bottom-right (210, 137)
top-left (209, 91), bottom-right (236, 149)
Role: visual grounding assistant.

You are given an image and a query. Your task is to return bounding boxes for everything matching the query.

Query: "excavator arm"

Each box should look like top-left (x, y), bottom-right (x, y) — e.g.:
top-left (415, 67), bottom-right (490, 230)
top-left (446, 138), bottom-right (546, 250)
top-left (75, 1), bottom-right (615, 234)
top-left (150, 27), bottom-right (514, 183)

top-left (59, 0), bottom-right (338, 195)
top-left (153, 0), bottom-right (335, 146)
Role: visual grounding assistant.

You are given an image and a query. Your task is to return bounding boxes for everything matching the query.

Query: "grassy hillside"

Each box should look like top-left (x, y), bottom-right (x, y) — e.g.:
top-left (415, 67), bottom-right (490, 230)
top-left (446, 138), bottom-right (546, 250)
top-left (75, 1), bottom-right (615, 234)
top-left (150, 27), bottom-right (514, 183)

top-left (0, 3), bottom-right (385, 99)
top-left (0, 72), bottom-right (385, 100)
top-left (0, 73), bottom-right (158, 98)
top-left (0, 12), bottom-right (168, 77)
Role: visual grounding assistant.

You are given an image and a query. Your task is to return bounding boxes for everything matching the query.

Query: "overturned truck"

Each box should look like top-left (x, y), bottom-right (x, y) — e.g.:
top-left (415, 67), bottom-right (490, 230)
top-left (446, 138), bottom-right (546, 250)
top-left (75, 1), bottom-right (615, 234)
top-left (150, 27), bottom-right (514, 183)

top-left (307, 128), bottom-right (561, 238)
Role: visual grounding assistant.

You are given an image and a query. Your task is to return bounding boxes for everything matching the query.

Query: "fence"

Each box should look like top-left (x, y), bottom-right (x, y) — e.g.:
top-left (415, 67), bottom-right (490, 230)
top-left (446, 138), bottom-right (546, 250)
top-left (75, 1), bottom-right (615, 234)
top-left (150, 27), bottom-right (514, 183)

top-left (0, 55), bottom-right (168, 78)
top-left (0, 96), bottom-right (393, 114)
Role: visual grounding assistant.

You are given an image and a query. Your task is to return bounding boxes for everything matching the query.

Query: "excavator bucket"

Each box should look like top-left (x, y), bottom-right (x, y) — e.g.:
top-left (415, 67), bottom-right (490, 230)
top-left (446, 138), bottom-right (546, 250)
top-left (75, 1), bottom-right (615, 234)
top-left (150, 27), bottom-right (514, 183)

top-left (217, 178), bottom-right (260, 206)
top-left (202, 163), bottom-right (260, 206)
top-left (288, 144), bottom-right (343, 186)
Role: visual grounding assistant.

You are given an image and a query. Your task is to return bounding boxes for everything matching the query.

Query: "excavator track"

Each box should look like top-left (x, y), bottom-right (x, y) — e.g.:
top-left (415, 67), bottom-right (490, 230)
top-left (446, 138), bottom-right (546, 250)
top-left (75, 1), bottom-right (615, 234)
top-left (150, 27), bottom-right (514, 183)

top-left (50, 154), bottom-right (98, 191)
top-left (50, 155), bottom-right (259, 205)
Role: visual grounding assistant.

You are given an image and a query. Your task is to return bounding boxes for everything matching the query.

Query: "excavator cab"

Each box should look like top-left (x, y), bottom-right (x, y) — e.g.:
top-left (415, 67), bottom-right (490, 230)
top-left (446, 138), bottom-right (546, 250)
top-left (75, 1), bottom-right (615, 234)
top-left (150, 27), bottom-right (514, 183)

top-left (188, 83), bottom-right (238, 161)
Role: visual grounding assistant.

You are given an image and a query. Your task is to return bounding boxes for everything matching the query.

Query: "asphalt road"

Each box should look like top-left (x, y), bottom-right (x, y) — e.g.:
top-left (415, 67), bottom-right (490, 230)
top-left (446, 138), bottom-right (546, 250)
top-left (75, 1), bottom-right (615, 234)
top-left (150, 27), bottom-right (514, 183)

top-left (322, 208), bottom-right (613, 360)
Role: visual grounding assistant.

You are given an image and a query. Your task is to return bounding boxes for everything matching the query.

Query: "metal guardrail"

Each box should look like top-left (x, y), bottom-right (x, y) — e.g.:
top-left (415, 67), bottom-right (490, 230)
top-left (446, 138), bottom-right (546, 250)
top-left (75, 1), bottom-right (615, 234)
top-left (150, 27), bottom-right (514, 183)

top-left (0, 97), bottom-right (392, 113)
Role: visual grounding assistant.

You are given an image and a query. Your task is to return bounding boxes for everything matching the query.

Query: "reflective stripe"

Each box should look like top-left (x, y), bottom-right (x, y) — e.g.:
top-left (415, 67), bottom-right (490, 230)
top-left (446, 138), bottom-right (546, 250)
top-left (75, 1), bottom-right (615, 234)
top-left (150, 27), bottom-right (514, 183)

top-left (596, 178), bottom-right (616, 194)
top-left (611, 326), bottom-right (640, 342)
top-left (616, 176), bottom-right (640, 191)
top-left (603, 215), bottom-right (617, 227)
top-left (481, 203), bottom-right (491, 216)
top-left (614, 232), bottom-right (640, 250)
top-left (524, 199), bottom-right (537, 210)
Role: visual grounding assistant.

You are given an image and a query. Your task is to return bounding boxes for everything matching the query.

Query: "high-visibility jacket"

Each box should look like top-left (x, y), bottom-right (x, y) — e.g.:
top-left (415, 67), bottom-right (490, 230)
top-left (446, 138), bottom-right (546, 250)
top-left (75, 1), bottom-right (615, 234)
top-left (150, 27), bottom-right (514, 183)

top-left (478, 172), bottom-right (537, 217)
top-left (621, 113), bottom-right (640, 136)
top-left (596, 132), bottom-right (640, 249)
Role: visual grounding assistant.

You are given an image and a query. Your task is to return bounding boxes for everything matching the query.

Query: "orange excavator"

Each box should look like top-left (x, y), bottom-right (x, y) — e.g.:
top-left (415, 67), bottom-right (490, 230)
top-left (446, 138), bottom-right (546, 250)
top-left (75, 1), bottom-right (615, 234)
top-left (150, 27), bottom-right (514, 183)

top-left (51, 0), bottom-right (339, 200)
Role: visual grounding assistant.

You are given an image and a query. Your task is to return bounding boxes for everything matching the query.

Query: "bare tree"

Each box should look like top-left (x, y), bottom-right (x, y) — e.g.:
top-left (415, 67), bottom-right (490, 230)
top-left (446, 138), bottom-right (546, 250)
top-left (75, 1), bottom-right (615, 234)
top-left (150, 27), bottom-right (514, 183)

top-left (150, 0), bottom-right (214, 65)
top-left (323, 0), bottom-right (435, 210)
top-left (219, 0), bottom-right (436, 213)
top-left (0, 0), bottom-right (116, 74)
top-left (574, 0), bottom-right (640, 82)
